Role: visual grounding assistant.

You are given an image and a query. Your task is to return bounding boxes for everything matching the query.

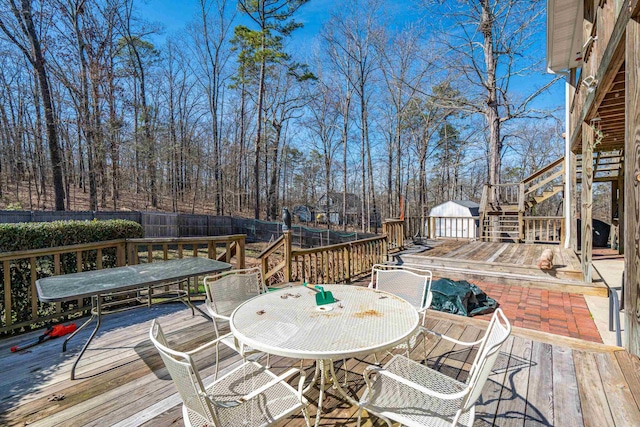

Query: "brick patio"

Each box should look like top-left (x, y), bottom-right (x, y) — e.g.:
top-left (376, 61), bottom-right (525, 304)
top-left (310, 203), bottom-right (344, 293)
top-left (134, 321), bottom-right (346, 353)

top-left (473, 281), bottom-right (602, 343)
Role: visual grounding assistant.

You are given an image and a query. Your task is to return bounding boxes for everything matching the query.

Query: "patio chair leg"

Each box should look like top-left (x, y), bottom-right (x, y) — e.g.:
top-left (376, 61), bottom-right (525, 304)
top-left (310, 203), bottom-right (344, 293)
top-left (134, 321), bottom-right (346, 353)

top-left (356, 407), bottom-right (363, 427)
top-left (373, 353), bottom-right (380, 365)
top-left (266, 353), bottom-right (271, 368)
top-left (343, 358), bottom-right (348, 386)
top-left (301, 407), bottom-right (311, 427)
top-left (214, 343), bottom-right (221, 380)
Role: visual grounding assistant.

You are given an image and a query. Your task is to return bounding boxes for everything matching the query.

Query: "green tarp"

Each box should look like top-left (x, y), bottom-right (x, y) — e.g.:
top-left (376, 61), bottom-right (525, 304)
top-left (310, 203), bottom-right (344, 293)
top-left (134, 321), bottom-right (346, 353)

top-left (430, 278), bottom-right (498, 317)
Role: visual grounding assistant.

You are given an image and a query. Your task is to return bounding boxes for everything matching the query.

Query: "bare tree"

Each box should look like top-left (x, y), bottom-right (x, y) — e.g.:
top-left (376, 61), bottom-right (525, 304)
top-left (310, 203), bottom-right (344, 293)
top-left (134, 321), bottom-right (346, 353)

top-left (322, 0), bottom-right (382, 232)
top-left (376, 23), bottom-right (431, 217)
top-left (263, 63), bottom-right (313, 220)
top-left (0, 0), bottom-right (66, 210)
top-left (236, 0), bottom-right (309, 219)
top-left (425, 0), bottom-right (561, 198)
top-left (116, 0), bottom-right (160, 207)
top-left (305, 74), bottom-right (340, 228)
top-left (192, 0), bottom-right (235, 215)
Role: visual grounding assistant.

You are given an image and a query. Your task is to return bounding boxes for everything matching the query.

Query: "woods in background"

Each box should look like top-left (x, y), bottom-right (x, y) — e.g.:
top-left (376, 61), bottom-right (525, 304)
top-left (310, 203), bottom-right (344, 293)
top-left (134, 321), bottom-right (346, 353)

top-left (0, 0), bottom-right (564, 230)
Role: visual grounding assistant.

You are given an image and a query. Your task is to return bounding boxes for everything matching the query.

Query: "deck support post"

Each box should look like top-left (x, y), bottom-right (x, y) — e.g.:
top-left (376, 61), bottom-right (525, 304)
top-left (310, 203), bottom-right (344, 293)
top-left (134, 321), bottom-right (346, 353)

top-left (617, 174), bottom-right (624, 255)
top-left (581, 122), bottom-right (593, 284)
top-left (625, 12), bottom-right (640, 356)
top-left (283, 231), bottom-right (292, 283)
top-left (565, 70), bottom-right (576, 250)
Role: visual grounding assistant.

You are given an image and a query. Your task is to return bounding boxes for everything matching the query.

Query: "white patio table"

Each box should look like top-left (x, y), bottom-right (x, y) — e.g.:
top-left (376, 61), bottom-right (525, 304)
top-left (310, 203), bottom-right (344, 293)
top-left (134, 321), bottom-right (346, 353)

top-left (229, 284), bottom-right (419, 426)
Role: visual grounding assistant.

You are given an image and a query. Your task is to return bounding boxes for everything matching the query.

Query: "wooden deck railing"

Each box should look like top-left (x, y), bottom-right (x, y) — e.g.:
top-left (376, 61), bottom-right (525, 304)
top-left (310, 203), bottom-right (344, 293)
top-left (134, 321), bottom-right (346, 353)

top-left (382, 219), bottom-right (404, 251)
top-left (290, 236), bottom-right (387, 284)
top-left (259, 232), bottom-right (388, 285)
top-left (524, 217), bottom-right (565, 244)
top-left (0, 235), bottom-right (246, 334)
top-left (258, 235), bottom-right (287, 285)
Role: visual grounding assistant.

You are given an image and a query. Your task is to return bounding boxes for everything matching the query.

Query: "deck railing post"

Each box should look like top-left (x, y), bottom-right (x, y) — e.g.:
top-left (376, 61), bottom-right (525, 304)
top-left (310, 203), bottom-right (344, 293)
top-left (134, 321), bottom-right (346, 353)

top-left (238, 237), bottom-right (246, 268)
top-left (283, 231), bottom-right (292, 283)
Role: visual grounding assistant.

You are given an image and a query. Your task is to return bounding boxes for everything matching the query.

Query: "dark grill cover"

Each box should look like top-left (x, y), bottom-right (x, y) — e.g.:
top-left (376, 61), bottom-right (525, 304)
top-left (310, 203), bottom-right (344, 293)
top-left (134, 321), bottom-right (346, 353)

top-left (430, 278), bottom-right (498, 317)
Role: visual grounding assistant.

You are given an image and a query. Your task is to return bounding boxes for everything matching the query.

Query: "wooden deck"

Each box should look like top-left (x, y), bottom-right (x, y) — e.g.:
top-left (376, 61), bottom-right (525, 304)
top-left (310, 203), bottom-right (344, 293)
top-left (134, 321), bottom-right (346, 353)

top-left (2, 300), bottom-right (639, 426)
top-left (398, 241), bottom-right (608, 297)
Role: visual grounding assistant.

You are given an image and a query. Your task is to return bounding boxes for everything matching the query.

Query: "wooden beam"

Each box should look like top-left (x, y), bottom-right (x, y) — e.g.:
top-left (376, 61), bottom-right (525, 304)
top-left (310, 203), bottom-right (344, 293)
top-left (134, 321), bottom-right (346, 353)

top-left (632, 0), bottom-right (640, 18)
top-left (570, 150), bottom-right (578, 252)
top-left (624, 13), bottom-right (640, 356)
top-left (581, 122), bottom-right (594, 285)
top-left (570, 0), bottom-right (631, 153)
top-left (618, 174), bottom-right (625, 255)
top-left (612, 180), bottom-right (619, 221)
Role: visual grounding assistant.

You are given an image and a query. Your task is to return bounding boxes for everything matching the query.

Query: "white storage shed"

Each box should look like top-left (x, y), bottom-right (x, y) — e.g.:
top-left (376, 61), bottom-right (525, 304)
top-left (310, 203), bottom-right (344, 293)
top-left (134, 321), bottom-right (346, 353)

top-left (428, 200), bottom-right (479, 239)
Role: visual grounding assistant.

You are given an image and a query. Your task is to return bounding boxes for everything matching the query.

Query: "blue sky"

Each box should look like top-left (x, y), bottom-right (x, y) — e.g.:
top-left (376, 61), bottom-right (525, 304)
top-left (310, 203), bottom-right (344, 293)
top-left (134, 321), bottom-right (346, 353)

top-left (136, 0), bottom-right (564, 110)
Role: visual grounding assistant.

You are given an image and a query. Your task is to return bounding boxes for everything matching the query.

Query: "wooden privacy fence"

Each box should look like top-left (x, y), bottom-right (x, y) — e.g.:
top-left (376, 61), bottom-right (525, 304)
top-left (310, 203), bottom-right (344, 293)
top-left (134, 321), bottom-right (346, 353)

top-left (0, 211), bottom-right (373, 244)
top-left (260, 231), bottom-right (388, 286)
top-left (0, 235), bottom-right (245, 334)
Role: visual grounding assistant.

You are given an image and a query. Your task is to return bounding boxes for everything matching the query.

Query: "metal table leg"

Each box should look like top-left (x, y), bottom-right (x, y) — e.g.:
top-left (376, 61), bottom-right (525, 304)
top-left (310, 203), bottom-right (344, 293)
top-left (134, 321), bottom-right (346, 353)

top-left (307, 359), bottom-right (358, 427)
top-left (329, 358), bottom-right (360, 407)
top-left (313, 359), bottom-right (329, 427)
top-left (66, 295), bottom-right (102, 380)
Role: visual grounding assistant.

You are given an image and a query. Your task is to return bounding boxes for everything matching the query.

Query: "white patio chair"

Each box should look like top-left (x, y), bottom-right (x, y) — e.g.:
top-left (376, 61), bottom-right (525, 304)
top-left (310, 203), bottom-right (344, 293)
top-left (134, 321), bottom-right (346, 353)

top-left (369, 263), bottom-right (433, 355)
top-left (149, 319), bottom-right (310, 427)
top-left (356, 308), bottom-right (511, 427)
top-left (203, 267), bottom-right (269, 378)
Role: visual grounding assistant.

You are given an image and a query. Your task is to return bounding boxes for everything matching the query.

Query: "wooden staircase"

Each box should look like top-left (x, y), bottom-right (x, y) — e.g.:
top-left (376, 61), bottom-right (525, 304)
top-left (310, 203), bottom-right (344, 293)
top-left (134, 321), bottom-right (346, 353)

top-left (479, 157), bottom-right (565, 242)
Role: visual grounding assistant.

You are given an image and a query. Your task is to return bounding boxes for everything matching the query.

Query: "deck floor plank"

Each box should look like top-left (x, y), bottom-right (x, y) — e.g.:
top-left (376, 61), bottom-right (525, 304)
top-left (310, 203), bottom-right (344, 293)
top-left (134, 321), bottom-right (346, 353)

top-left (1, 309), bottom-right (213, 425)
top-left (523, 341), bottom-right (554, 426)
top-left (2, 303), bottom-right (640, 427)
top-left (594, 351), bottom-right (640, 426)
top-left (615, 350), bottom-right (640, 409)
top-left (497, 242), bottom-right (522, 264)
top-left (552, 345), bottom-right (584, 427)
top-left (476, 335), bottom-right (515, 426)
top-left (573, 350), bottom-right (614, 427)
top-left (495, 335), bottom-right (533, 427)
top-left (441, 241), bottom-right (482, 259)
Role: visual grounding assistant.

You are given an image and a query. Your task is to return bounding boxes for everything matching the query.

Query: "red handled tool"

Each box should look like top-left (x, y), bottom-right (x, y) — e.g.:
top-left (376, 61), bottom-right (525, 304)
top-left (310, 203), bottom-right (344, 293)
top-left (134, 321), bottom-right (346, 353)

top-left (10, 323), bottom-right (77, 352)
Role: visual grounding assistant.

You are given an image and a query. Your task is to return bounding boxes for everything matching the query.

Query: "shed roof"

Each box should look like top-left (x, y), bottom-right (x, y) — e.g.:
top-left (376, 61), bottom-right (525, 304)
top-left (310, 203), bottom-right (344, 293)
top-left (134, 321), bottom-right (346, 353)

top-left (429, 200), bottom-right (480, 217)
top-left (450, 200), bottom-right (479, 209)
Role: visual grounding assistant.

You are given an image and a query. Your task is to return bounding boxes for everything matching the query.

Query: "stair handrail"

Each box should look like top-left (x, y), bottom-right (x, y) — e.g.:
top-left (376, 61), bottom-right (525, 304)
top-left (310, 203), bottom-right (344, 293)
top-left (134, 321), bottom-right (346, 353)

top-left (258, 234), bottom-right (286, 282)
top-left (522, 156), bottom-right (564, 186)
top-left (525, 168), bottom-right (564, 196)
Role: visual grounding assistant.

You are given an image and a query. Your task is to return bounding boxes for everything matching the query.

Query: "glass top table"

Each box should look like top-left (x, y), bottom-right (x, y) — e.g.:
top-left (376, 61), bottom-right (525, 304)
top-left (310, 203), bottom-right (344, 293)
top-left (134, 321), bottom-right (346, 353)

top-left (230, 284), bottom-right (419, 426)
top-left (36, 257), bottom-right (232, 379)
top-left (36, 257), bottom-right (231, 302)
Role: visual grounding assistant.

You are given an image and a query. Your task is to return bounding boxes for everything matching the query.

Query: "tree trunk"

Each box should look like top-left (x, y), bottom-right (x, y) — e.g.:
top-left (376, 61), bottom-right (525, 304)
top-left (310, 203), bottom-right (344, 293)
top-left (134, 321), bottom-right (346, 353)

top-left (363, 92), bottom-right (377, 233)
top-left (6, 0), bottom-right (66, 210)
top-left (73, 7), bottom-right (98, 211)
top-left (342, 90), bottom-right (351, 231)
top-left (267, 122), bottom-right (282, 220)
top-left (254, 44), bottom-right (266, 219)
top-left (481, 0), bottom-right (501, 198)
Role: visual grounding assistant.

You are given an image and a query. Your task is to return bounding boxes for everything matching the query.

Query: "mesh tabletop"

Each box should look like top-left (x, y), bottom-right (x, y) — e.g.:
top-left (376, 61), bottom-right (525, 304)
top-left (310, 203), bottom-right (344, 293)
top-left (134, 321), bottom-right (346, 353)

top-left (36, 257), bottom-right (232, 302)
top-left (230, 285), bottom-right (419, 360)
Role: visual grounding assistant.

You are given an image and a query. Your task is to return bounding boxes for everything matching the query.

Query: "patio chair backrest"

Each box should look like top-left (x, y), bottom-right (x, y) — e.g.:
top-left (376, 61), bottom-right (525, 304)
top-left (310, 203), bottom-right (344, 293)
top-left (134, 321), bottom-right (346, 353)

top-left (149, 319), bottom-right (218, 426)
top-left (462, 308), bottom-right (511, 411)
top-left (204, 267), bottom-right (266, 317)
top-left (371, 264), bottom-right (433, 311)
